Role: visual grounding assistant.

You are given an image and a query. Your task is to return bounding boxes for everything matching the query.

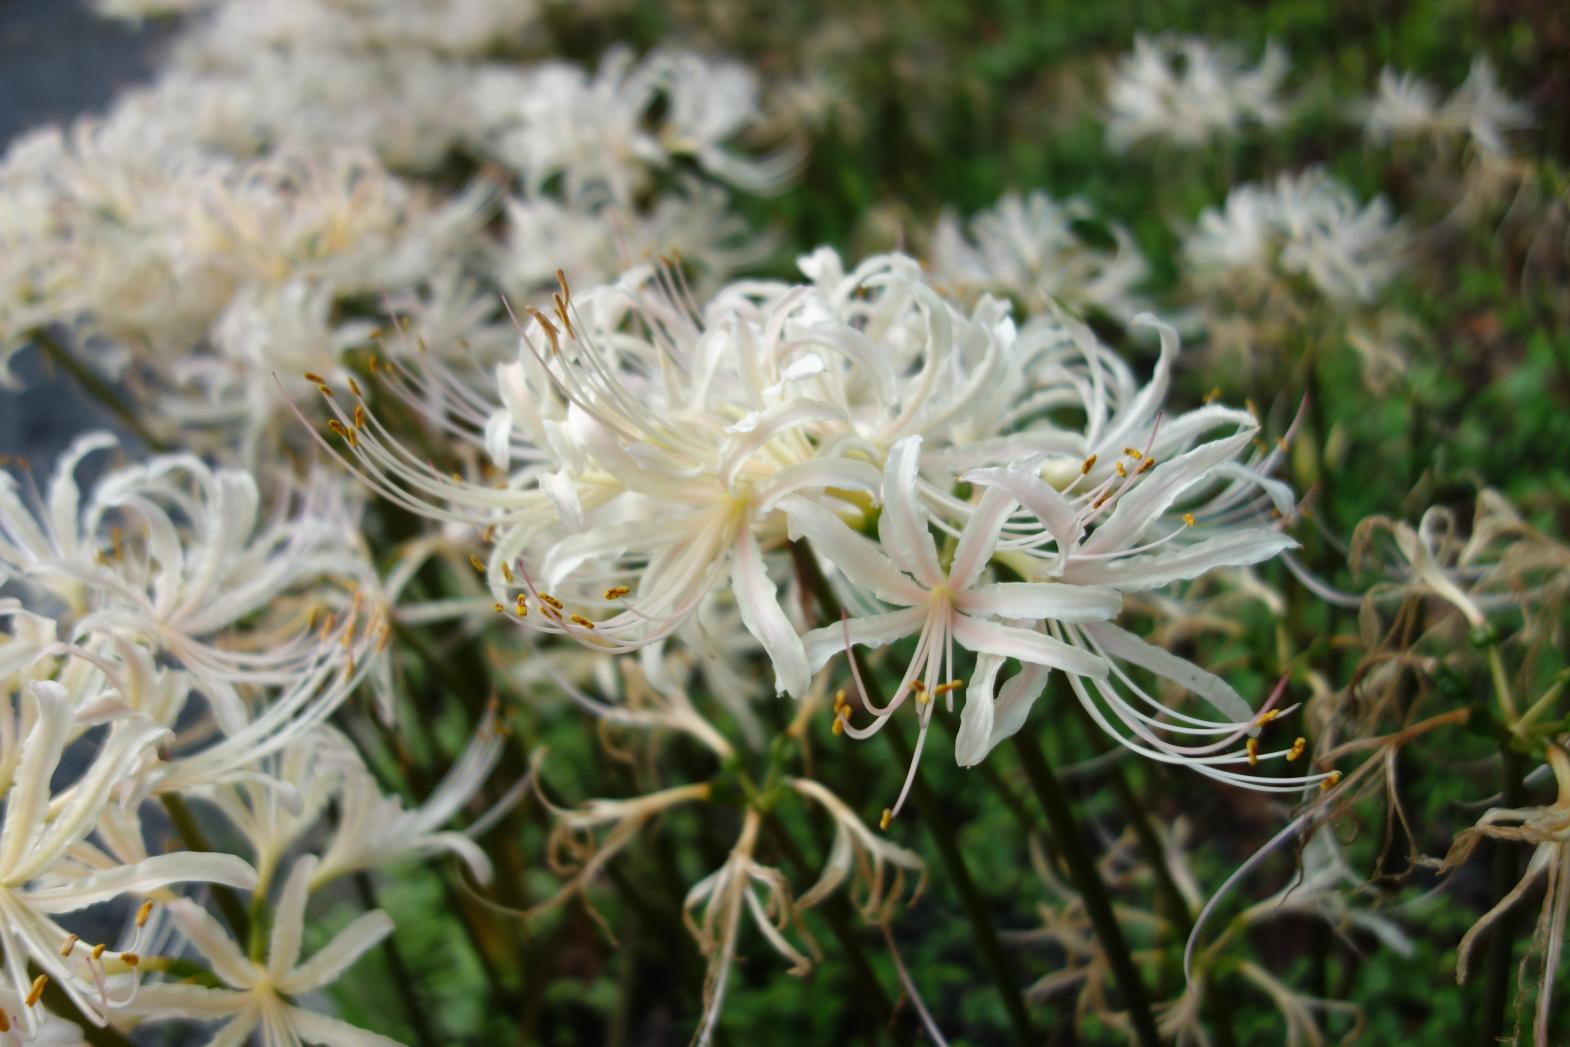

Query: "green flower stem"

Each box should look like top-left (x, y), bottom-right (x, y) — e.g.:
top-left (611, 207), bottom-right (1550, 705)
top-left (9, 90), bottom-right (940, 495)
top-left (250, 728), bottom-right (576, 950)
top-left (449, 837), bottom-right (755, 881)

top-left (351, 872), bottom-right (440, 1047)
top-left (33, 329), bottom-right (168, 452)
top-left (1012, 730), bottom-right (1162, 1047)
top-left (158, 793), bottom-right (251, 942)
top-left (791, 541), bottom-right (1036, 1046)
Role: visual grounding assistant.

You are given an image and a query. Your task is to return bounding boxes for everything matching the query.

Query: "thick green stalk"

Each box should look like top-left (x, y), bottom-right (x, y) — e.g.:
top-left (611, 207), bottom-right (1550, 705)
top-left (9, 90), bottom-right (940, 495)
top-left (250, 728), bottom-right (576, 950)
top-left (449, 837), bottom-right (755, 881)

top-left (351, 871), bottom-right (440, 1047)
top-left (158, 793), bottom-right (250, 941)
top-left (791, 542), bottom-right (1036, 1045)
top-left (34, 329), bottom-right (167, 452)
top-left (1013, 731), bottom-right (1161, 1047)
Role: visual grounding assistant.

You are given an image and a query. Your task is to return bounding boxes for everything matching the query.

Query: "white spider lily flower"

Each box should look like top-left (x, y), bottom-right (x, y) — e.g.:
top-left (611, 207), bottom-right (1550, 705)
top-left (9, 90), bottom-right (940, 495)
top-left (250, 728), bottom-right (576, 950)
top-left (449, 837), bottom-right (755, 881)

top-left (928, 191), bottom-right (1150, 322)
top-left (314, 258), bottom-right (1024, 695)
top-left (1184, 169), bottom-right (1403, 305)
top-left (131, 856), bottom-right (401, 1046)
top-left (312, 706), bottom-right (517, 887)
top-left (1106, 34), bottom-right (1288, 150)
top-left (0, 682), bottom-right (257, 1031)
top-left (1363, 59), bottom-right (1530, 156)
top-left (789, 435), bottom-right (1120, 816)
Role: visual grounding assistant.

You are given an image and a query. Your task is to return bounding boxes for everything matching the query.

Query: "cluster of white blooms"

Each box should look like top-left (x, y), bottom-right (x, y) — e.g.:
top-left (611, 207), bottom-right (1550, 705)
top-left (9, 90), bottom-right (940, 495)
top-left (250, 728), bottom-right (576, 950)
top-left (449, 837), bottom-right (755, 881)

top-left (1106, 34), bottom-right (1289, 150)
top-left (1363, 59), bottom-right (1531, 157)
top-left (322, 246), bottom-right (1319, 827)
top-left (1183, 169), bottom-right (1403, 306)
top-left (0, 2), bottom-right (795, 464)
top-left (0, 432), bottom-right (517, 1042)
top-left (927, 191), bottom-right (1151, 322)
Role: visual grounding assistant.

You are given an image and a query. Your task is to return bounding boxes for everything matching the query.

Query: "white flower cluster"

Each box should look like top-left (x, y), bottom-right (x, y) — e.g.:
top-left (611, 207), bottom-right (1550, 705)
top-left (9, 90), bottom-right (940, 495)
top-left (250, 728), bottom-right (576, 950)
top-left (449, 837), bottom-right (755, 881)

top-left (1183, 169), bottom-right (1403, 305)
top-left (325, 246), bottom-right (1318, 824)
top-left (0, 2), bottom-right (794, 461)
top-left (927, 191), bottom-right (1151, 322)
top-left (1106, 34), bottom-right (1289, 150)
top-left (0, 433), bottom-right (514, 1042)
top-left (1362, 58), bottom-right (1531, 157)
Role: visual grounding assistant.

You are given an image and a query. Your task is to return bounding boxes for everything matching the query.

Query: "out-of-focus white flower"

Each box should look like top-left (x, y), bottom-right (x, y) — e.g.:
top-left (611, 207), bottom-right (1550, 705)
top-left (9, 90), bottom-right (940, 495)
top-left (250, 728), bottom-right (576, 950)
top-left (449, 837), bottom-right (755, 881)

top-left (1363, 59), bottom-right (1531, 156)
top-left (131, 857), bottom-right (401, 1046)
top-left (313, 705), bottom-right (516, 886)
top-left (928, 191), bottom-right (1150, 321)
top-left (1184, 169), bottom-right (1403, 304)
top-left (1106, 34), bottom-right (1288, 150)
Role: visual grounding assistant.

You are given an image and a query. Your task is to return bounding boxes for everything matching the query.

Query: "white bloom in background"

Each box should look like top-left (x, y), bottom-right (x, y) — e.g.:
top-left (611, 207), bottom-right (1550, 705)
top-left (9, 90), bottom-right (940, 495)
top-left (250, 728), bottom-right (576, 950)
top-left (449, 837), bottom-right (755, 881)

top-left (1106, 34), bottom-right (1288, 150)
top-left (1363, 59), bottom-right (1531, 156)
top-left (313, 706), bottom-right (515, 886)
top-left (1184, 169), bottom-right (1403, 304)
top-left (928, 190), bottom-right (1150, 321)
top-left (131, 857), bottom-right (401, 1046)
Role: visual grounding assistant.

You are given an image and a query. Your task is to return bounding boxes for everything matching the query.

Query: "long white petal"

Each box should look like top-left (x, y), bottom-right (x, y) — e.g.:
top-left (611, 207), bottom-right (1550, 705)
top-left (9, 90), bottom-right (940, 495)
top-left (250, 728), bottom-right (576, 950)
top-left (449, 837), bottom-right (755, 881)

top-left (730, 528), bottom-right (809, 698)
top-left (1080, 429), bottom-right (1255, 555)
top-left (1081, 620), bottom-right (1255, 726)
top-left (802, 606), bottom-right (928, 672)
top-left (954, 654), bottom-right (1003, 767)
top-left (947, 486), bottom-right (1016, 591)
top-left (1066, 530), bottom-right (1296, 591)
top-left (281, 911), bottom-right (395, 994)
top-left (878, 437), bottom-right (944, 587)
top-left (162, 899), bottom-right (256, 989)
top-left (25, 853), bottom-right (257, 914)
top-left (287, 1006), bottom-right (409, 1047)
top-left (955, 582), bottom-right (1121, 622)
top-left (951, 615), bottom-right (1106, 677)
top-left (269, 856), bottom-right (317, 980)
top-left (782, 496), bottom-right (923, 606)
top-left (963, 466), bottom-right (1083, 555)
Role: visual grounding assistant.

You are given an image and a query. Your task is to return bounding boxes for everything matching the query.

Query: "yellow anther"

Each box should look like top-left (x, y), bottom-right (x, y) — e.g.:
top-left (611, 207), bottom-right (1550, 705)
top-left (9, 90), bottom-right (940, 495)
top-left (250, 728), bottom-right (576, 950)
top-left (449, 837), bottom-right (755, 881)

top-left (515, 594), bottom-right (528, 616)
top-left (1182, 513), bottom-right (1196, 527)
top-left (120, 952), bottom-right (139, 967)
top-left (1080, 454), bottom-right (1098, 475)
top-left (1287, 737), bottom-right (1306, 762)
top-left (482, 524), bottom-right (496, 543)
top-left (1277, 436), bottom-right (1289, 452)
top-left (1115, 460), bottom-right (1128, 478)
top-left (469, 554), bottom-right (486, 572)
top-left (831, 713), bottom-right (845, 736)
top-left (347, 376), bottom-right (362, 398)
top-left (1125, 447), bottom-right (1145, 460)
top-left (60, 934), bottom-right (78, 957)
top-left (318, 383), bottom-right (334, 398)
top-left (932, 680), bottom-right (964, 696)
top-left (416, 336), bottom-right (429, 354)
top-left (25, 975), bottom-right (46, 1007)
top-left (303, 371), bottom-right (326, 384)
top-left (879, 808), bottom-right (892, 831)
top-left (1204, 386), bottom-right (1222, 404)
top-left (367, 351), bottom-right (381, 373)
top-left (136, 900), bottom-right (154, 927)
top-left (91, 943), bottom-right (107, 960)
top-left (451, 471), bottom-right (463, 483)
top-left (1093, 492), bottom-right (1112, 510)
top-left (0, 1008), bottom-right (10, 1032)
top-left (1245, 737), bottom-right (1259, 766)
top-left (538, 592), bottom-right (564, 610)
top-left (493, 602), bottom-right (504, 614)
top-left (1320, 769), bottom-right (1342, 791)
top-left (1256, 709), bottom-right (1280, 727)
top-left (569, 614), bottom-right (596, 629)
top-left (1245, 398), bottom-right (1259, 420)
top-left (1137, 457), bottom-right (1156, 474)
top-left (501, 562), bottom-right (514, 584)
top-left (541, 604), bottom-right (563, 621)
top-left (604, 585), bottom-right (630, 600)
top-left (834, 688), bottom-right (847, 710)
top-left (353, 404), bottom-right (365, 430)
